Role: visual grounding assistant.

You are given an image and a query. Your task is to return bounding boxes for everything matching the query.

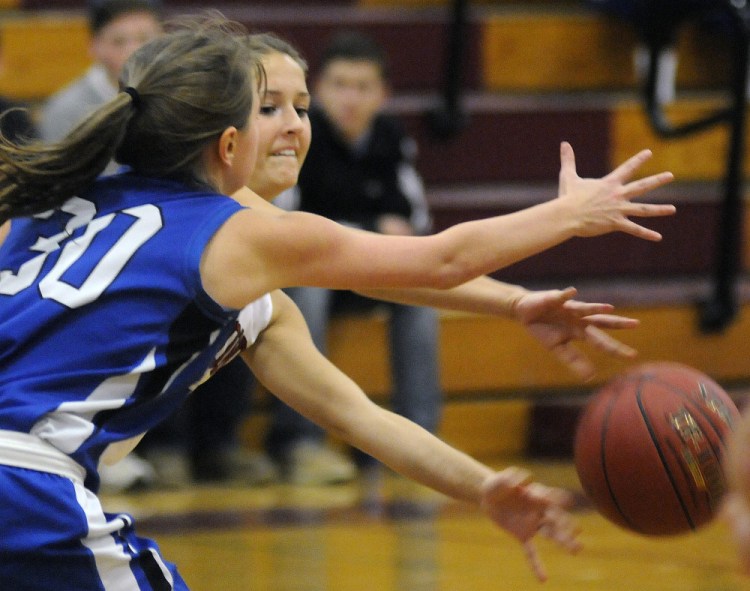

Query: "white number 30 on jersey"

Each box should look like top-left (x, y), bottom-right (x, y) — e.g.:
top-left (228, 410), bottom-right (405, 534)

top-left (0, 197), bottom-right (162, 308)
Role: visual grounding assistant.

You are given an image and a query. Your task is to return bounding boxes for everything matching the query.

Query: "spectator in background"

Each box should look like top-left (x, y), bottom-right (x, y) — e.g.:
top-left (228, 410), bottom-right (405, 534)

top-left (269, 31), bottom-right (441, 485)
top-left (39, 0), bottom-right (162, 173)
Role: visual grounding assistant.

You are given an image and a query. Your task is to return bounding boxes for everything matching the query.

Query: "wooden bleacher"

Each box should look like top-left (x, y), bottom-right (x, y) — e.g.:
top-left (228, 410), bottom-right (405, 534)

top-left (2, 1), bottom-right (750, 459)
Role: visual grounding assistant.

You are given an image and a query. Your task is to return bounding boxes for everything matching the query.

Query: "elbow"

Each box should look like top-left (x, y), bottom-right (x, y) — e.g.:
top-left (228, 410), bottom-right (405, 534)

top-left (432, 260), bottom-right (478, 290)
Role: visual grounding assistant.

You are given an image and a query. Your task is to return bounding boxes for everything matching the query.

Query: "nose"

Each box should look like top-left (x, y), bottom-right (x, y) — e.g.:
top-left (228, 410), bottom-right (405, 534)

top-left (282, 108), bottom-right (305, 133)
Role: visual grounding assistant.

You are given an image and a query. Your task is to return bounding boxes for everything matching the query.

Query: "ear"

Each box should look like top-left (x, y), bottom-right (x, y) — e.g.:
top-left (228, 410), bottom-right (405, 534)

top-left (217, 126), bottom-right (239, 168)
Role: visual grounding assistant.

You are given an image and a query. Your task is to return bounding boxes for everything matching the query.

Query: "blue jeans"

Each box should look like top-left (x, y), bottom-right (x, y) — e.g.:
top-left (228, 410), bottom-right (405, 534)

top-left (265, 287), bottom-right (442, 458)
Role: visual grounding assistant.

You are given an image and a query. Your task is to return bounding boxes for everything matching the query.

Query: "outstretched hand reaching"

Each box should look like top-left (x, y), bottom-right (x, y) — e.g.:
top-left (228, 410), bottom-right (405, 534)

top-left (480, 467), bottom-right (582, 582)
top-left (557, 142), bottom-right (675, 242)
top-left (513, 286), bottom-right (639, 380)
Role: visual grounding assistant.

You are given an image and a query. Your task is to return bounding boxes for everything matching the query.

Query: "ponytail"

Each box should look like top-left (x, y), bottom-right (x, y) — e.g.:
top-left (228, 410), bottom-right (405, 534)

top-left (0, 93), bottom-right (135, 224)
top-left (0, 14), bottom-right (259, 224)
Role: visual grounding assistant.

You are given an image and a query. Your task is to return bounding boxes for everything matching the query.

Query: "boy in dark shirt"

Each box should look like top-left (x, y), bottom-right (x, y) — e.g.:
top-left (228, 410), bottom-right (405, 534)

top-left (269, 31), bottom-right (440, 485)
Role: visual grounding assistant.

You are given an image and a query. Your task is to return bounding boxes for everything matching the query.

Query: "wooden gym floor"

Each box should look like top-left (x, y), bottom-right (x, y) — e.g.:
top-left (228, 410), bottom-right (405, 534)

top-left (101, 457), bottom-right (750, 591)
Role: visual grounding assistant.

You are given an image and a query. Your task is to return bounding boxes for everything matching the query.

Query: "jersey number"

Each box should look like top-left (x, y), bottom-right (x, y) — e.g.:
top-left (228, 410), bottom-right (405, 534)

top-left (0, 197), bottom-right (162, 308)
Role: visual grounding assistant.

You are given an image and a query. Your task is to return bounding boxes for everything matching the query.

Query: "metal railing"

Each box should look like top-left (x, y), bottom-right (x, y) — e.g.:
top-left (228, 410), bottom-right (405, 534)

top-left (429, 0), bottom-right (469, 138)
top-left (433, 0), bottom-right (750, 332)
top-left (639, 0), bottom-right (749, 332)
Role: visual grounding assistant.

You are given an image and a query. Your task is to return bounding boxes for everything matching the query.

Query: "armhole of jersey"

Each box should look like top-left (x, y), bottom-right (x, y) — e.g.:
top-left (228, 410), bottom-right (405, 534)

top-left (238, 291), bottom-right (274, 346)
top-left (183, 200), bottom-right (246, 321)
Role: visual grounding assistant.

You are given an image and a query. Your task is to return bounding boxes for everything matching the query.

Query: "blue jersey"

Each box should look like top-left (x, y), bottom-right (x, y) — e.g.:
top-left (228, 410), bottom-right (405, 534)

top-left (0, 173), bottom-right (272, 490)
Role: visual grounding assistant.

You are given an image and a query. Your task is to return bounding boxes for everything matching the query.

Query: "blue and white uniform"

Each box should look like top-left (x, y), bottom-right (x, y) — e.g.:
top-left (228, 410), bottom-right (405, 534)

top-left (0, 173), bottom-right (272, 590)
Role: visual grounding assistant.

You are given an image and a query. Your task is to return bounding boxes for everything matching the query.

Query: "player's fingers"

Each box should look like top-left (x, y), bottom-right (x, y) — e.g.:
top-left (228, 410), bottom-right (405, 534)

top-left (555, 285), bottom-right (578, 301)
top-left (581, 313), bottom-right (639, 329)
top-left (622, 171), bottom-right (674, 198)
top-left (605, 149), bottom-right (653, 182)
top-left (523, 540), bottom-right (548, 582)
top-left (615, 218), bottom-right (665, 242)
top-left (545, 286), bottom-right (579, 309)
top-left (558, 142), bottom-right (576, 195)
top-left (525, 482), bottom-right (574, 508)
top-left (561, 301), bottom-right (616, 317)
top-left (584, 325), bottom-right (638, 358)
top-left (552, 341), bottom-right (595, 380)
top-left (539, 507), bottom-right (583, 554)
top-left (623, 172), bottom-right (674, 199)
top-left (539, 522), bottom-right (583, 555)
top-left (622, 202), bottom-right (677, 221)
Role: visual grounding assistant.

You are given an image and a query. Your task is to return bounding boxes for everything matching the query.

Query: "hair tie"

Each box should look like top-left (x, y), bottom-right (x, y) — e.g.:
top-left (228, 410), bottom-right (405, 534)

top-left (123, 86), bottom-right (141, 110)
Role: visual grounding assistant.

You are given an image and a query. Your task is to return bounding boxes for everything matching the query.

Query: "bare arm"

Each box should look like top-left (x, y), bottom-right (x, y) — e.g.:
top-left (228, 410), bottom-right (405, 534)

top-left (356, 275), bottom-right (528, 316)
top-left (232, 189), bottom-right (528, 315)
top-left (242, 290), bottom-right (492, 499)
top-left (232, 189), bottom-right (579, 316)
top-left (361, 280), bottom-right (640, 379)
top-left (240, 290), bottom-right (581, 581)
top-left (207, 144), bottom-right (673, 309)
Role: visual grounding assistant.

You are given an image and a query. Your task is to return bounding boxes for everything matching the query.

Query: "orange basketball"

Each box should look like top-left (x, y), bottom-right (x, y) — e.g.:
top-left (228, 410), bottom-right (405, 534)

top-left (574, 362), bottom-right (740, 536)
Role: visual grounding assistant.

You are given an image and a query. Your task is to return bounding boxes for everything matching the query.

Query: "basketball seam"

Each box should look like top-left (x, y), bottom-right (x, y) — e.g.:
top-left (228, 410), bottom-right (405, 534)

top-left (600, 379), bottom-right (640, 532)
top-left (664, 437), bottom-right (701, 507)
top-left (636, 386), bottom-right (696, 531)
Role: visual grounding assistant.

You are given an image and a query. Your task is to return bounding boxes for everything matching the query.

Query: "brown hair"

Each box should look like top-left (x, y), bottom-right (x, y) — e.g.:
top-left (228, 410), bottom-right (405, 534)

top-left (0, 14), bottom-right (262, 224)
top-left (248, 31), bottom-right (308, 73)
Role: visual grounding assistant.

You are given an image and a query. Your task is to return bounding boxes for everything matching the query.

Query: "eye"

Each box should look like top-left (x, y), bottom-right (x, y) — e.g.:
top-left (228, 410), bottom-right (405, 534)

top-left (259, 105), bottom-right (278, 116)
top-left (295, 107), bottom-right (309, 118)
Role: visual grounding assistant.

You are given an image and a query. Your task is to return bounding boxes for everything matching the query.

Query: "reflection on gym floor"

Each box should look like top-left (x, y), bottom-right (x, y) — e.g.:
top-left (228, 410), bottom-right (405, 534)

top-left (100, 458), bottom-right (749, 591)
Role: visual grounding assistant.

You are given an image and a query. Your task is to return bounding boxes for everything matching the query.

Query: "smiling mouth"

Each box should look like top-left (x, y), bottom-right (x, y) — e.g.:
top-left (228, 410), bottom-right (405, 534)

top-left (272, 149), bottom-right (297, 157)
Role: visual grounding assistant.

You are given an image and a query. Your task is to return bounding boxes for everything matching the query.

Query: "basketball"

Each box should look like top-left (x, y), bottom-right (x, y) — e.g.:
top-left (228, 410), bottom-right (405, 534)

top-left (574, 362), bottom-right (741, 536)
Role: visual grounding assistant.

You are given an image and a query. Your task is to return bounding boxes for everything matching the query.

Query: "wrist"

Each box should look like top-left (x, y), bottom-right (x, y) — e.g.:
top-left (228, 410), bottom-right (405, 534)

top-left (506, 286), bottom-right (530, 318)
top-left (544, 197), bottom-right (580, 240)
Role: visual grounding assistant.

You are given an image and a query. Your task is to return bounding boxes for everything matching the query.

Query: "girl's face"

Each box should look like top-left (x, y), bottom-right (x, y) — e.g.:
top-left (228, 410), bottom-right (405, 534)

top-left (248, 52), bottom-right (311, 201)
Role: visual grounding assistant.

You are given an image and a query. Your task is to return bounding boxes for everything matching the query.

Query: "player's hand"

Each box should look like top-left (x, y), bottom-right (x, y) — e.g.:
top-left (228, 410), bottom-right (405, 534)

top-left (557, 142), bottom-right (675, 242)
top-left (513, 286), bottom-right (638, 380)
top-left (480, 467), bottom-right (582, 582)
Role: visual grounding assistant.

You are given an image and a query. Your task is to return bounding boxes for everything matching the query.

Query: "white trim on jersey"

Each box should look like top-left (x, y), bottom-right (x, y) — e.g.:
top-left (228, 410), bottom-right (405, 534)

top-left (0, 429), bottom-right (85, 482)
top-left (73, 482), bottom-right (175, 590)
top-left (31, 349), bottom-right (156, 455)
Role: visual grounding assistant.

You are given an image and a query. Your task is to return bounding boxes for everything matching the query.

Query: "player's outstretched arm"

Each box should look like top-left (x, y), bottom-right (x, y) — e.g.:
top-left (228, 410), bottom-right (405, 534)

top-left (511, 286), bottom-right (639, 380)
top-left (357, 281), bottom-right (639, 380)
top-left (243, 290), bottom-right (582, 582)
top-left (556, 142), bottom-right (674, 241)
top-left (210, 144), bottom-right (674, 309)
top-left (480, 468), bottom-right (582, 582)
